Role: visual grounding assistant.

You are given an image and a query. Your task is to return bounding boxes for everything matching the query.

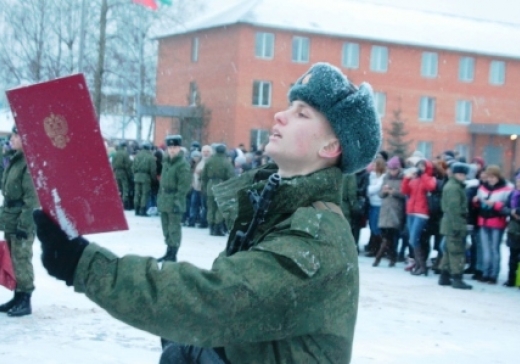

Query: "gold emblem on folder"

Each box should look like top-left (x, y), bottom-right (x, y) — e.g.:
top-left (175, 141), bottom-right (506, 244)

top-left (44, 113), bottom-right (70, 149)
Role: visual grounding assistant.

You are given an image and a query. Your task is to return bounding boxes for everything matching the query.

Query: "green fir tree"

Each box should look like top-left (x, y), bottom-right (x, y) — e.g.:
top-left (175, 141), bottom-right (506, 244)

top-left (385, 108), bottom-right (413, 159)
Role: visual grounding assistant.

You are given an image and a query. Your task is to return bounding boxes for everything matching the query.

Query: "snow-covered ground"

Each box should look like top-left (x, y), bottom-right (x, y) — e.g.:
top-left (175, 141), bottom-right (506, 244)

top-left (0, 211), bottom-right (518, 363)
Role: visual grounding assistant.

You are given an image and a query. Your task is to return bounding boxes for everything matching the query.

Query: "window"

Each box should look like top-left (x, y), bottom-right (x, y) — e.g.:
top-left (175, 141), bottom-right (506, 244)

top-left (373, 92), bottom-right (386, 117)
top-left (455, 144), bottom-right (469, 161)
top-left (189, 82), bottom-right (198, 106)
top-left (417, 141), bottom-right (433, 160)
top-left (459, 57), bottom-right (474, 82)
top-left (421, 52), bottom-right (438, 78)
top-left (342, 42), bottom-right (359, 69)
top-left (255, 32), bottom-right (274, 59)
top-left (419, 97), bottom-right (435, 121)
top-left (252, 81), bottom-right (271, 107)
top-left (292, 36), bottom-right (309, 63)
top-left (456, 100), bottom-right (472, 124)
top-left (191, 37), bottom-right (199, 62)
top-left (489, 60), bottom-right (505, 85)
top-left (250, 129), bottom-right (269, 150)
top-left (370, 46), bottom-right (388, 72)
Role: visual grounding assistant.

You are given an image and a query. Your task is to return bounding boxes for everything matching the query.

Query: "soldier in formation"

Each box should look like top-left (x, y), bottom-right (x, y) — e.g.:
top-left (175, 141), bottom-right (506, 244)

top-left (132, 142), bottom-right (157, 216)
top-left (111, 141), bottom-right (133, 210)
top-left (157, 135), bottom-right (192, 262)
top-left (0, 126), bottom-right (39, 317)
top-left (201, 143), bottom-right (235, 236)
top-left (32, 62), bottom-right (381, 363)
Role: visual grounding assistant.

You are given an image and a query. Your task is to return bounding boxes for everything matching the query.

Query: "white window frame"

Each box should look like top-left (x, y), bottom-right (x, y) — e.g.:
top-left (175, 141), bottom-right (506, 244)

top-left (456, 100), bottom-right (472, 124)
top-left (292, 36), bottom-right (309, 63)
top-left (373, 92), bottom-right (386, 117)
top-left (459, 56), bottom-right (475, 82)
top-left (417, 141), bottom-right (433, 160)
top-left (419, 96), bottom-right (435, 122)
top-left (342, 42), bottom-right (359, 69)
top-left (421, 52), bottom-right (438, 78)
top-left (191, 37), bottom-right (199, 62)
top-left (250, 129), bottom-right (270, 149)
top-left (252, 81), bottom-right (272, 107)
top-left (370, 45), bottom-right (388, 72)
top-left (489, 60), bottom-right (505, 85)
top-left (255, 32), bottom-right (274, 59)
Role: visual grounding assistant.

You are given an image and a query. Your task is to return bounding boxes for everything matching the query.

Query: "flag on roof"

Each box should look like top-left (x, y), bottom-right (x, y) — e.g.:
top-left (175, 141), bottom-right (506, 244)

top-left (133, 0), bottom-right (172, 10)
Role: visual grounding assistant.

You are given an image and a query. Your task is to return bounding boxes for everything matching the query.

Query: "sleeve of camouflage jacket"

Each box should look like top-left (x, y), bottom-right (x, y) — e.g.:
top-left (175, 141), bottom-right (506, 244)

top-left (19, 166), bottom-right (38, 232)
top-left (441, 184), bottom-right (466, 236)
top-left (73, 216), bottom-right (356, 348)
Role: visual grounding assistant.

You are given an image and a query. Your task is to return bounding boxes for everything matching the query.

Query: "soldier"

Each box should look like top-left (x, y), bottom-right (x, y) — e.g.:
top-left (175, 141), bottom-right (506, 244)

top-left (132, 142), bottom-right (157, 216)
top-left (111, 141), bottom-right (133, 210)
top-left (201, 144), bottom-right (235, 236)
top-left (157, 135), bottom-right (192, 262)
top-left (33, 62), bottom-right (381, 363)
top-left (0, 126), bottom-right (39, 317)
top-left (438, 162), bottom-right (473, 289)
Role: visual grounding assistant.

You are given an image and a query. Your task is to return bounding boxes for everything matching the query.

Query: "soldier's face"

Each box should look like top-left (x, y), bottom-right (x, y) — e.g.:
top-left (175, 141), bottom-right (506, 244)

top-left (167, 145), bottom-right (181, 158)
top-left (10, 133), bottom-right (22, 151)
top-left (265, 100), bottom-right (335, 168)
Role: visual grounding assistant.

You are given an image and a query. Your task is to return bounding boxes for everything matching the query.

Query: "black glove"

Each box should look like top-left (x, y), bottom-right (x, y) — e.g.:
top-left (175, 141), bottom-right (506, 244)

top-left (15, 229), bottom-right (28, 240)
top-left (33, 210), bottom-right (89, 286)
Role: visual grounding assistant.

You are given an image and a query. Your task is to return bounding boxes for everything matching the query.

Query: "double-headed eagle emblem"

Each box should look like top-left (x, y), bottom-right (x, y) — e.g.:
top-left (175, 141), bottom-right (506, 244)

top-left (44, 113), bottom-right (70, 149)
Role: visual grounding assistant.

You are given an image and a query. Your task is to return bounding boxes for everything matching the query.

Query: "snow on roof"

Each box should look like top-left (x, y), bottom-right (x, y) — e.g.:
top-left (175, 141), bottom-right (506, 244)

top-left (156, 0), bottom-right (520, 59)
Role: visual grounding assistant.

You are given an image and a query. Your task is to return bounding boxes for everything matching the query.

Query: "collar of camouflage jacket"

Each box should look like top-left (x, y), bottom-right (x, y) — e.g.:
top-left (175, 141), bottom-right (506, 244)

top-left (213, 164), bottom-right (343, 236)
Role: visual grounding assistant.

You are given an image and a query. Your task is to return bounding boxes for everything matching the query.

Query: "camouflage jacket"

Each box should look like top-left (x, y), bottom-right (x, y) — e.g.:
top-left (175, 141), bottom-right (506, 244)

top-left (340, 174), bottom-right (358, 224)
top-left (132, 150), bottom-right (157, 183)
top-left (200, 152), bottom-right (234, 197)
top-left (111, 148), bottom-right (132, 178)
top-left (0, 151), bottom-right (39, 232)
top-left (73, 165), bottom-right (359, 363)
top-left (440, 176), bottom-right (468, 237)
top-left (157, 151), bottom-right (192, 213)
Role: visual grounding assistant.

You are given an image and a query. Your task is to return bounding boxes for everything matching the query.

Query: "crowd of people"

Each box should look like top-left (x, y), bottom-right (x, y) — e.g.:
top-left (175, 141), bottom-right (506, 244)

top-left (346, 149), bottom-right (520, 290)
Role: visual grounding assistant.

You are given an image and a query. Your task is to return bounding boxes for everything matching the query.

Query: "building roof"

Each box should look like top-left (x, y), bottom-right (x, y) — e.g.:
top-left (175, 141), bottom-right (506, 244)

top-left (156, 0), bottom-right (520, 59)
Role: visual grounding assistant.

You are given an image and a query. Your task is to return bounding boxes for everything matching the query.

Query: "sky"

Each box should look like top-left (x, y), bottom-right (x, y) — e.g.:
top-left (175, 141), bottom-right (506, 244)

top-left (0, 210), bottom-right (518, 363)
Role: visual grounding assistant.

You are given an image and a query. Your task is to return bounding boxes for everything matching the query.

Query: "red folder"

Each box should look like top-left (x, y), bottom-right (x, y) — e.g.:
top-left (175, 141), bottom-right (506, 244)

top-left (6, 74), bottom-right (128, 236)
top-left (0, 240), bottom-right (16, 291)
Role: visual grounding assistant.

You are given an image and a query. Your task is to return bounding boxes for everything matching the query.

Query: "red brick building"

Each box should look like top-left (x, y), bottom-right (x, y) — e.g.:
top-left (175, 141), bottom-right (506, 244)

top-left (155, 0), bottom-right (520, 177)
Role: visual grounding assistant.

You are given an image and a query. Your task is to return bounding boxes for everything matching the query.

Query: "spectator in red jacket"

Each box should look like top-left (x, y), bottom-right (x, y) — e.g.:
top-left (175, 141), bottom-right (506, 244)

top-left (402, 159), bottom-right (437, 275)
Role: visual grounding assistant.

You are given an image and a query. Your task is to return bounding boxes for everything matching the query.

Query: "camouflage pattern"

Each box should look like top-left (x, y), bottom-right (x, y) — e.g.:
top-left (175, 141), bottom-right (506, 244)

top-left (132, 149), bottom-right (157, 209)
top-left (440, 176), bottom-right (468, 275)
top-left (73, 165), bottom-right (359, 363)
top-left (157, 151), bottom-right (191, 249)
top-left (341, 174), bottom-right (358, 225)
top-left (0, 151), bottom-right (39, 293)
top-left (111, 147), bottom-right (133, 201)
top-left (201, 152), bottom-right (234, 225)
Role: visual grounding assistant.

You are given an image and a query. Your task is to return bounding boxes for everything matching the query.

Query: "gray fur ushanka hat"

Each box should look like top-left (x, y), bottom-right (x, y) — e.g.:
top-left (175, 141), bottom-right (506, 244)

top-left (288, 62), bottom-right (382, 174)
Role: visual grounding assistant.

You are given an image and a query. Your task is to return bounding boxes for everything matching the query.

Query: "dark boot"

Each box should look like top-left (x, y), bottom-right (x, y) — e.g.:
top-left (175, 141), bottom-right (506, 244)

top-left (214, 223), bottom-right (226, 237)
top-left (158, 247), bottom-right (178, 262)
top-left (438, 270), bottom-right (452, 286)
top-left (372, 238), bottom-right (389, 267)
top-left (7, 292), bottom-right (32, 317)
top-left (411, 247), bottom-right (428, 276)
top-left (471, 270), bottom-right (483, 280)
top-left (0, 292), bottom-right (20, 313)
top-left (209, 224), bottom-right (216, 236)
top-left (139, 207), bottom-right (147, 216)
top-left (135, 207), bottom-right (140, 216)
top-left (366, 235), bottom-right (381, 258)
top-left (452, 274), bottom-right (472, 290)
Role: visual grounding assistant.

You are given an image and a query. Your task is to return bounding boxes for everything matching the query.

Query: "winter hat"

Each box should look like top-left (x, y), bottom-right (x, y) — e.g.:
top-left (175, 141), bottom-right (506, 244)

top-left (165, 134), bottom-right (182, 147)
top-left (387, 156), bottom-right (401, 169)
top-left (472, 156), bottom-right (486, 169)
top-left (288, 62), bottom-right (381, 174)
top-left (485, 165), bottom-right (502, 179)
top-left (451, 162), bottom-right (469, 175)
top-left (378, 150), bottom-right (389, 161)
top-left (443, 150), bottom-right (455, 159)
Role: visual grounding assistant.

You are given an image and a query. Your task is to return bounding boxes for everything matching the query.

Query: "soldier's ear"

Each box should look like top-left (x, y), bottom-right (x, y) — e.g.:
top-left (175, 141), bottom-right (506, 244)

top-left (319, 138), bottom-right (341, 160)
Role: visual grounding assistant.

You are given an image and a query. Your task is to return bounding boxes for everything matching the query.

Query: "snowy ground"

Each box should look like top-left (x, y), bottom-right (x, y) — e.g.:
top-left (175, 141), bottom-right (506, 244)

top-left (0, 211), bottom-right (518, 364)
